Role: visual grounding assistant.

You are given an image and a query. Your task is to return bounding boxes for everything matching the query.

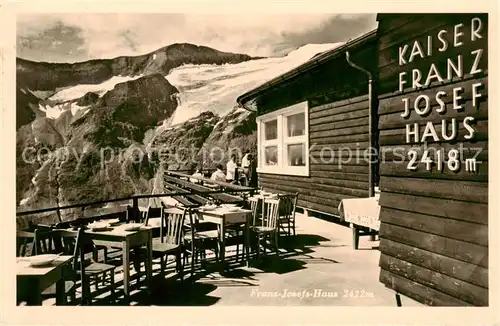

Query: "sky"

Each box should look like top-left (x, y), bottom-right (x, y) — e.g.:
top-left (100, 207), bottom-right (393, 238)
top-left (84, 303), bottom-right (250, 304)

top-left (16, 13), bottom-right (377, 62)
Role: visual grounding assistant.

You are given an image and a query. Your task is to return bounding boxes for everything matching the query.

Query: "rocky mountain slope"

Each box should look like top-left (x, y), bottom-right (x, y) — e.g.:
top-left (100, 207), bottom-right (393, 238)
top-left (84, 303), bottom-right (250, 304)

top-left (16, 42), bottom-right (341, 227)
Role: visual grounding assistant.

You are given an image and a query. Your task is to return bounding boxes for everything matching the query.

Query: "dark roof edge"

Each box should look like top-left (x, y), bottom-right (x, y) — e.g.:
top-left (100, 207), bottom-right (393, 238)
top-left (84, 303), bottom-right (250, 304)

top-left (237, 28), bottom-right (378, 107)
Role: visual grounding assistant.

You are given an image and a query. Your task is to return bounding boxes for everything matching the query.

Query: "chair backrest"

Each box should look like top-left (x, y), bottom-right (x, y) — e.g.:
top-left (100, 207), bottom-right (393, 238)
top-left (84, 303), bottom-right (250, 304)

top-left (53, 228), bottom-right (88, 274)
top-left (182, 209), bottom-right (196, 254)
top-left (144, 206), bottom-right (163, 224)
top-left (16, 230), bottom-right (35, 257)
top-left (144, 205), bottom-right (164, 239)
top-left (163, 208), bottom-right (187, 245)
top-left (33, 228), bottom-right (57, 255)
top-left (248, 197), bottom-right (260, 226)
top-left (278, 193), bottom-right (299, 219)
top-left (262, 198), bottom-right (280, 229)
top-left (126, 205), bottom-right (141, 223)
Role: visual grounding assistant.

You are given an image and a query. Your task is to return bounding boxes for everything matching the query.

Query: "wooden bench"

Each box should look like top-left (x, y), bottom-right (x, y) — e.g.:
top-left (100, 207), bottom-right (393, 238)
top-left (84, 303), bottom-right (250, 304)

top-left (163, 181), bottom-right (209, 206)
top-left (164, 189), bottom-right (199, 208)
top-left (165, 170), bottom-right (255, 192)
top-left (163, 175), bottom-right (245, 204)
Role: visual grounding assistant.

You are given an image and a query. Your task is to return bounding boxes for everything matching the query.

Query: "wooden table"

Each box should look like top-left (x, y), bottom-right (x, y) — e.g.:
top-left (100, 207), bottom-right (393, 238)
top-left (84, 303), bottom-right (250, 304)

top-left (194, 206), bottom-right (252, 268)
top-left (17, 255), bottom-right (73, 305)
top-left (338, 195), bottom-right (381, 249)
top-left (250, 193), bottom-right (278, 200)
top-left (64, 224), bottom-right (153, 303)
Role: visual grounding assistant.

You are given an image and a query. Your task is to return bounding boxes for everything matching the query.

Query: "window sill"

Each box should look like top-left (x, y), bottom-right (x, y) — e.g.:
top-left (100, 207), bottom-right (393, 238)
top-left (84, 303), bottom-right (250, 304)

top-left (257, 166), bottom-right (310, 177)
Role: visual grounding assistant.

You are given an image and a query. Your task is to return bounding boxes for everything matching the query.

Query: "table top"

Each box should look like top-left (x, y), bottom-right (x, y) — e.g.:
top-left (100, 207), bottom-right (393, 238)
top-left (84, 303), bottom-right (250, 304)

top-left (195, 205), bottom-right (252, 217)
top-left (338, 196), bottom-right (381, 230)
top-left (57, 223), bottom-right (153, 240)
top-left (249, 193), bottom-right (278, 200)
top-left (164, 207), bottom-right (187, 215)
top-left (17, 255), bottom-right (73, 277)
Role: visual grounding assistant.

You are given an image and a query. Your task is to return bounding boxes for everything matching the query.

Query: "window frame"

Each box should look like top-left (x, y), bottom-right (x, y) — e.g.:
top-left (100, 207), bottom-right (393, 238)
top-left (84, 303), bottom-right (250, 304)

top-left (256, 101), bottom-right (309, 176)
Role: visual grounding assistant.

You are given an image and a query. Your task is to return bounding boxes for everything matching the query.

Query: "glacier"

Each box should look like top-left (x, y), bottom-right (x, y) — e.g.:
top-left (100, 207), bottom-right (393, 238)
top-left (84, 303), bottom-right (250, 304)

top-left (37, 43), bottom-right (343, 123)
top-left (166, 43), bottom-right (343, 125)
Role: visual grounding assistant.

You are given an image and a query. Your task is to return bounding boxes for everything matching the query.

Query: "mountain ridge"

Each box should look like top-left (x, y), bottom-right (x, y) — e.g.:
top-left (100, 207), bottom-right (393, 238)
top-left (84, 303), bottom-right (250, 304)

top-left (17, 42), bottom-right (264, 65)
top-left (16, 43), bottom-right (259, 92)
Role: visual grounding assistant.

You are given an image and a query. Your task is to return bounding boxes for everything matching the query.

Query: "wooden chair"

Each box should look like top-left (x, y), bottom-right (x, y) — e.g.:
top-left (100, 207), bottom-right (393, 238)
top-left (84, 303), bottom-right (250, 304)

top-left (32, 227), bottom-right (57, 255)
top-left (224, 224), bottom-right (246, 263)
top-left (277, 193), bottom-right (299, 236)
top-left (54, 228), bottom-right (117, 305)
top-left (140, 206), bottom-right (186, 280)
top-left (248, 197), bottom-right (261, 226)
top-left (30, 228), bottom-right (79, 305)
top-left (246, 197), bottom-right (261, 258)
top-left (16, 229), bottom-right (37, 305)
top-left (16, 230), bottom-right (35, 257)
top-left (251, 198), bottom-right (281, 259)
top-left (182, 209), bottom-right (220, 278)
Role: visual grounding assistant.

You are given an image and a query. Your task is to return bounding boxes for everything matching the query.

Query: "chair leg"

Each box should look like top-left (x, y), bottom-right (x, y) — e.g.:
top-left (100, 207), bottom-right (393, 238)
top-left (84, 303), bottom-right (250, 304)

top-left (176, 250), bottom-right (183, 283)
top-left (256, 236), bottom-right (261, 259)
top-left (160, 256), bottom-right (165, 277)
top-left (82, 275), bottom-right (91, 306)
top-left (274, 233), bottom-right (279, 256)
top-left (190, 247), bottom-right (195, 279)
top-left (236, 240), bottom-right (240, 262)
top-left (174, 253), bottom-right (179, 273)
top-left (110, 272), bottom-right (115, 304)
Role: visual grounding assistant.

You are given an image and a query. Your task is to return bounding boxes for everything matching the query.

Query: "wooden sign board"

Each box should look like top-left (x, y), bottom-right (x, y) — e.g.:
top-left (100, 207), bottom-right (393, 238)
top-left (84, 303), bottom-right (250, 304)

top-left (376, 14), bottom-right (488, 307)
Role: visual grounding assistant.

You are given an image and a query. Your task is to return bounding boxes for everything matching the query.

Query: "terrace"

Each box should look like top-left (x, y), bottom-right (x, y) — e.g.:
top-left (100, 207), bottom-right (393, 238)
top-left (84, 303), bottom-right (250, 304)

top-left (16, 171), bottom-right (420, 307)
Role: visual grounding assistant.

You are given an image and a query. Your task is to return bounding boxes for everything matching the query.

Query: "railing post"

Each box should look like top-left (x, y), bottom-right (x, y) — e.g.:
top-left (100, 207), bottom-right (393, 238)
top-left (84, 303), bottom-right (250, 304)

top-left (56, 207), bottom-right (62, 223)
top-left (132, 197), bottom-right (140, 222)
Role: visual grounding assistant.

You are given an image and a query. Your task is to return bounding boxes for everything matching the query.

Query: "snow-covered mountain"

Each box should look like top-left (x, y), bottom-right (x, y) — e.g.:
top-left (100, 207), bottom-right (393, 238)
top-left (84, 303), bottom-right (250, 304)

top-left (16, 42), bottom-right (343, 225)
top-left (23, 43), bottom-right (342, 125)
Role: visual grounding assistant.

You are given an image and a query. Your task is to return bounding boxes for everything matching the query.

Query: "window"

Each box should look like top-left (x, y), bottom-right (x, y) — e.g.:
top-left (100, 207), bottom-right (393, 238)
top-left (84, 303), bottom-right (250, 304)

top-left (256, 101), bottom-right (309, 176)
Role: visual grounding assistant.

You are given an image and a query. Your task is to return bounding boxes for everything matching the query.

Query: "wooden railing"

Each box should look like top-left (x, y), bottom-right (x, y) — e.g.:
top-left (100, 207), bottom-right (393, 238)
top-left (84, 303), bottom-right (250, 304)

top-left (16, 187), bottom-right (254, 218)
top-left (16, 170), bottom-right (256, 232)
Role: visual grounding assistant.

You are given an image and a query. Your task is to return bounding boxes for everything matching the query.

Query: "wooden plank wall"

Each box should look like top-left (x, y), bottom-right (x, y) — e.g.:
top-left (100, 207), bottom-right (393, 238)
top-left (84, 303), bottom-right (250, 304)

top-left (257, 35), bottom-right (377, 216)
top-left (376, 14), bottom-right (488, 306)
top-left (259, 93), bottom-right (371, 216)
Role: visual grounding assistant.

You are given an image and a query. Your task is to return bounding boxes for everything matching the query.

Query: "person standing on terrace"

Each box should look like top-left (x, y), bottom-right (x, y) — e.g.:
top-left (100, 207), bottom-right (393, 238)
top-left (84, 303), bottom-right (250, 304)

top-left (247, 154), bottom-right (258, 188)
top-left (241, 150), bottom-right (250, 178)
top-left (226, 154), bottom-right (238, 183)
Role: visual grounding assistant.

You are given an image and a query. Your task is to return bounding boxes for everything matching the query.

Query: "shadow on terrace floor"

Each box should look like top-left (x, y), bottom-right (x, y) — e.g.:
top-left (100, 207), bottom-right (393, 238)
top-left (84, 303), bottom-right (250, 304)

top-left (94, 232), bottom-right (337, 306)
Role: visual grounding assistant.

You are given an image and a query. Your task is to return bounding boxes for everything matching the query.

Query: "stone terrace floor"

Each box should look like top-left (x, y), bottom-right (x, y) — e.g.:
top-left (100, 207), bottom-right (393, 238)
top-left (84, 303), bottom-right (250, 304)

top-left (41, 212), bottom-right (423, 306)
